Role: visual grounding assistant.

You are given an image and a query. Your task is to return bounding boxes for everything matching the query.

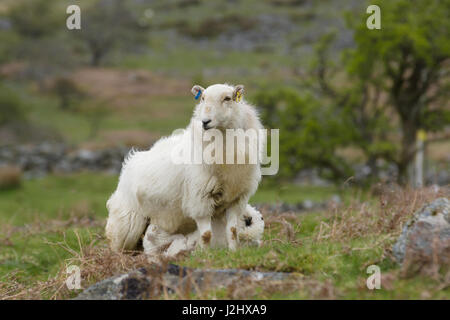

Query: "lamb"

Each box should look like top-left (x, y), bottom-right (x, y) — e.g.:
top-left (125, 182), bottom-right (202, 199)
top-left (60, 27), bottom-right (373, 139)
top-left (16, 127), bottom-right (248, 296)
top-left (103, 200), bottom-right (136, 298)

top-left (143, 204), bottom-right (264, 258)
top-left (105, 83), bottom-right (264, 252)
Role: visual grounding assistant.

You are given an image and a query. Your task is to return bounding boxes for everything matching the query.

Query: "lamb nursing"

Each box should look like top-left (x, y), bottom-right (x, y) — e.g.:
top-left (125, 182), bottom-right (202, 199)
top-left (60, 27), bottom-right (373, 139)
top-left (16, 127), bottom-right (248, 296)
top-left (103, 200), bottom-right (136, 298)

top-left (105, 83), bottom-right (265, 253)
top-left (143, 204), bottom-right (265, 257)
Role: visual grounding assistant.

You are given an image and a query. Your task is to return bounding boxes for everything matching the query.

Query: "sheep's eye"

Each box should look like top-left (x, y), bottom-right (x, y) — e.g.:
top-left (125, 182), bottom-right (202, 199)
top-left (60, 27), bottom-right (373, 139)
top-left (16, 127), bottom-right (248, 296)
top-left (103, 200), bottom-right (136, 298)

top-left (223, 96), bottom-right (231, 102)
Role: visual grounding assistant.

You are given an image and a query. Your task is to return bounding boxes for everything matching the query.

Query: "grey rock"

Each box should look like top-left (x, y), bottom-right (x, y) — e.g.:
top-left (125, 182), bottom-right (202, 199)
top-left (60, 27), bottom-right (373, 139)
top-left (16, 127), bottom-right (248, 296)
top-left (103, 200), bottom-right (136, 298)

top-left (0, 143), bottom-right (130, 177)
top-left (74, 268), bottom-right (157, 300)
top-left (0, 18), bottom-right (11, 31)
top-left (75, 264), bottom-right (294, 300)
top-left (392, 198), bottom-right (450, 265)
top-left (254, 198), bottom-right (332, 214)
top-left (302, 199), bottom-right (314, 210)
top-left (330, 194), bottom-right (341, 205)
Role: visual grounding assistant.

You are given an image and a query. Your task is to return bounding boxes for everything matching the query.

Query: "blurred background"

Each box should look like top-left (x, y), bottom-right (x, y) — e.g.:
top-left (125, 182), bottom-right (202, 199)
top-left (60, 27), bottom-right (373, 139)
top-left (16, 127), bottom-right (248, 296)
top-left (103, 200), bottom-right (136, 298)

top-left (0, 0), bottom-right (448, 297)
top-left (0, 0), bottom-right (448, 190)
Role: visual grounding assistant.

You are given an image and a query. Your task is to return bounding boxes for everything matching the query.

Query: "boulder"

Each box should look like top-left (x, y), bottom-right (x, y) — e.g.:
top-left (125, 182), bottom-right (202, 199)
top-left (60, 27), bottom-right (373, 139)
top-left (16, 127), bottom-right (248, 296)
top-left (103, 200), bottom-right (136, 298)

top-left (392, 198), bottom-right (450, 273)
top-left (75, 264), bottom-right (293, 300)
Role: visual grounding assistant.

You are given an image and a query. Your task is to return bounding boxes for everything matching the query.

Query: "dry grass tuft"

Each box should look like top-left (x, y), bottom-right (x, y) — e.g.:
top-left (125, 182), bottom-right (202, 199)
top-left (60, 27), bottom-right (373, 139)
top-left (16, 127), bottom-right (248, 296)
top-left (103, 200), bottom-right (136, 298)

top-left (316, 185), bottom-right (450, 281)
top-left (316, 185), bottom-right (449, 243)
top-left (264, 215), bottom-right (299, 244)
top-left (0, 232), bottom-right (150, 300)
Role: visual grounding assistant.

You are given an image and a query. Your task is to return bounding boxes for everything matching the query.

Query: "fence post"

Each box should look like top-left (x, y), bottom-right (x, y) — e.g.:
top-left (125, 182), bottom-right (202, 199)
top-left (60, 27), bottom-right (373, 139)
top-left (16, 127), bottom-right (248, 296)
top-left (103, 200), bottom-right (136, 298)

top-left (414, 129), bottom-right (426, 188)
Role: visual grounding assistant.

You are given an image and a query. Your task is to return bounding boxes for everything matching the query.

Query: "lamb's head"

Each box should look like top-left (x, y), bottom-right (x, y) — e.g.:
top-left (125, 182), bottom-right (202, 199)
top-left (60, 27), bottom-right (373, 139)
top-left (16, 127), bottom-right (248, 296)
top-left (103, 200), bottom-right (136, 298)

top-left (238, 205), bottom-right (264, 247)
top-left (191, 84), bottom-right (245, 131)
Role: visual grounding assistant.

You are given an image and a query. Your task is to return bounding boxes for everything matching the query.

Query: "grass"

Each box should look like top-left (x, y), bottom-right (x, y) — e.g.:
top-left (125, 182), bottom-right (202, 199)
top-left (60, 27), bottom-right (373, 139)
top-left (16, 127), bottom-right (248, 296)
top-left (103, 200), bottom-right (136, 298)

top-left (0, 173), bottom-right (448, 299)
top-left (0, 172), bottom-right (334, 290)
top-left (0, 173), bottom-right (116, 225)
top-left (179, 186), bottom-right (450, 299)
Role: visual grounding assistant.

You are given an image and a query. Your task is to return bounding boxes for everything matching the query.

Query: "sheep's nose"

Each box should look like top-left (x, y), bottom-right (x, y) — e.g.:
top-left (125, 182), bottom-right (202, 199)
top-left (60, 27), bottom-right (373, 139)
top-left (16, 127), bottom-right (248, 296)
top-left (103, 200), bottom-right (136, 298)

top-left (202, 119), bottom-right (211, 129)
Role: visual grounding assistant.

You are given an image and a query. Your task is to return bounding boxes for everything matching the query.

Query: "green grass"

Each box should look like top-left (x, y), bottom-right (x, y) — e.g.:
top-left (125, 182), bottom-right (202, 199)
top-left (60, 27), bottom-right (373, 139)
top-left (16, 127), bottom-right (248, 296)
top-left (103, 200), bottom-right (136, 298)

top-left (0, 228), bottom-right (100, 287)
top-left (180, 214), bottom-right (449, 299)
top-left (0, 173), bottom-right (113, 289)
top-left (0, 173), bottom-right (116, 225)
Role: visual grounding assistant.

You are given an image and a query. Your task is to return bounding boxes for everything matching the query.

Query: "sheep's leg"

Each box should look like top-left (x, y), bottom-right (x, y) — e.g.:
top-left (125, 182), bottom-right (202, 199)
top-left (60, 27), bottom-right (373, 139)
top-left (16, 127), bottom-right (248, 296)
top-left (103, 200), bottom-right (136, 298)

top-left (225, 205), bottom-right (241, 251)
top-left (194, 216), bottom-right (212, 248)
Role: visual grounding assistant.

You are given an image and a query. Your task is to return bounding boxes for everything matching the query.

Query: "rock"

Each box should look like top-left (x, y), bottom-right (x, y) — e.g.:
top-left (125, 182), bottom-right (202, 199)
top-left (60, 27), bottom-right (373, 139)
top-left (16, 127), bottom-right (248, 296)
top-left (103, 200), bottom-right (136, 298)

top-left (392, 198), bottom-right (450, 271)
top-left (0, 143), bottom-right (130, 177)
top-left (254, 198), bottom-right (333, 214)
top-left (74, 268), bottom-right (156, 300)
top-left (302, 199), bottom-right (314, 210)
top-left (75, 264), bottom-right (294, 300)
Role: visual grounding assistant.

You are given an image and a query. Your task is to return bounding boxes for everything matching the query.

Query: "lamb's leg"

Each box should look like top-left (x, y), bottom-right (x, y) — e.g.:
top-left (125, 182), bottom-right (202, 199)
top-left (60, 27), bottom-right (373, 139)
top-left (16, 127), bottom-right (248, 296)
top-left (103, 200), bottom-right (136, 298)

top-left (194, 216), bottom-right (212, 248)
top-left (144, 224), bottom-right (182, 255)
top-left (164, 236), bottom-right (188, 257)
top-left (164, 230), bottom-right (200, 257)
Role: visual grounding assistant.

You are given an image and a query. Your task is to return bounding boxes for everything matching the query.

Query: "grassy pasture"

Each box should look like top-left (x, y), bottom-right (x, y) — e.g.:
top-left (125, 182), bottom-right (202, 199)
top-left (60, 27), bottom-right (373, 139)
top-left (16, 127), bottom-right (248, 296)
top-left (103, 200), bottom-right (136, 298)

top-left (0, 173), bottom-right (448, 299)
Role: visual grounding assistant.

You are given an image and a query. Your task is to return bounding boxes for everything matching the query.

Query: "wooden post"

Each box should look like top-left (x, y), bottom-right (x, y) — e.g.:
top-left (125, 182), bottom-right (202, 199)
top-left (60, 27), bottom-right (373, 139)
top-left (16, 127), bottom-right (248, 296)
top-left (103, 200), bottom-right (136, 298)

top-left (414, 129), bottom-right (426, 188)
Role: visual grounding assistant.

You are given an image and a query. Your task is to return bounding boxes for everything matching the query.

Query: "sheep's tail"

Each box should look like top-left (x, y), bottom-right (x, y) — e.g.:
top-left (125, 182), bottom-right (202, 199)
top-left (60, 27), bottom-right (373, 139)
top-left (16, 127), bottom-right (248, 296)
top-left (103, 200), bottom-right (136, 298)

top-left (105, 191), bottom-right (147, 252)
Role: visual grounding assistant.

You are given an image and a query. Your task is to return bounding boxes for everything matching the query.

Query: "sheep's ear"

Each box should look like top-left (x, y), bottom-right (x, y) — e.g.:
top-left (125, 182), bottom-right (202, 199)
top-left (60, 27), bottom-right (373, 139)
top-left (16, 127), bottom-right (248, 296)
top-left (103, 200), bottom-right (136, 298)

top-left (233, 85), bottom-right (244, 102)
top-left (191, 85), bottom-right (205, 100)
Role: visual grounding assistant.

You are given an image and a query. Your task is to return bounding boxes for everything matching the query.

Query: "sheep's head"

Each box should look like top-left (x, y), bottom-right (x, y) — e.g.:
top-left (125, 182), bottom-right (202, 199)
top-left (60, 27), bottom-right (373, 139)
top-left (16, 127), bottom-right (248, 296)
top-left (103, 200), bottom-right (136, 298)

top-left (191, 84), bottom-right (245, 130)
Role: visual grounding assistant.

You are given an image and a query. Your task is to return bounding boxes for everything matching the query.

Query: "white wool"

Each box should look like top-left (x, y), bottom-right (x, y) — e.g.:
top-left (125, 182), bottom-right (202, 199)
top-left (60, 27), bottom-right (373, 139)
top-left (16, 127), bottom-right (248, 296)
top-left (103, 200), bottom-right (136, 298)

top-left (143, 205), bottom-right (265, 258)
top-left (105, 84), bottom-right (264, 251)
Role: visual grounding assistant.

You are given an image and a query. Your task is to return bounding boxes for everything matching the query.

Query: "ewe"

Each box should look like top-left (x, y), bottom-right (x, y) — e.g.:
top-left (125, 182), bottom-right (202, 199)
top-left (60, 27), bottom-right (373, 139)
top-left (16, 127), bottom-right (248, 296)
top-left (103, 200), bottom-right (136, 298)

top-left (143, 204), bottom-right (264, 258)
top-left (106, 84), bottom-right (264, 252)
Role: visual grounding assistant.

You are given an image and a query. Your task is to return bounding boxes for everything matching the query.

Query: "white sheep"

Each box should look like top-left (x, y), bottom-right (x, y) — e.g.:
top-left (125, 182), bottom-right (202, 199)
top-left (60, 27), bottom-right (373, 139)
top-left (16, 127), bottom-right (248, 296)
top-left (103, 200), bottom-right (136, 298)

top-left (105, 84), bottom-right (264, 252)
top-left (143, 204), bottom-right (264, 258)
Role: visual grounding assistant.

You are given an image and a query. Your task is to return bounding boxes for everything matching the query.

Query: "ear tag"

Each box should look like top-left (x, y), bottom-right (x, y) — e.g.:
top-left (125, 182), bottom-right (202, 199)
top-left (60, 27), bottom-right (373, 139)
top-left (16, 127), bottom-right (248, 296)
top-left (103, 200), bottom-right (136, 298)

top-left (236, 91), bottom-right (242, 102)
top-left (195, 90), bottom-right (202, 100)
